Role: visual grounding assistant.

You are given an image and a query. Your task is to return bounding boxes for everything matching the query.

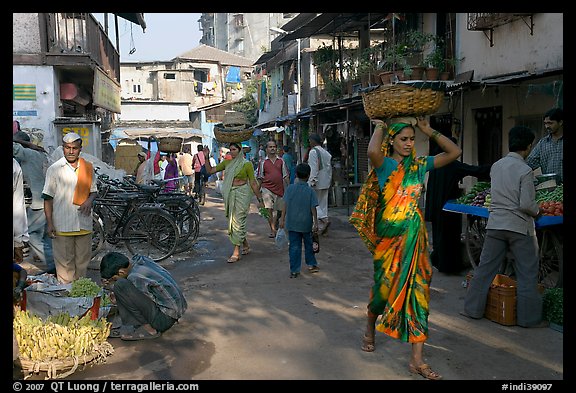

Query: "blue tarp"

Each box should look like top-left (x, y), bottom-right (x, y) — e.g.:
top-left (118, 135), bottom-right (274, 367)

top-left (226, 66), bottom-right (241, 83)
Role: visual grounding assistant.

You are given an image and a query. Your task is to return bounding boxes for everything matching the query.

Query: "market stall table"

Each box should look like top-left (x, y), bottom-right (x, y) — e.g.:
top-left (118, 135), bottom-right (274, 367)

top-left (443, 200), bottom-right (563, 288)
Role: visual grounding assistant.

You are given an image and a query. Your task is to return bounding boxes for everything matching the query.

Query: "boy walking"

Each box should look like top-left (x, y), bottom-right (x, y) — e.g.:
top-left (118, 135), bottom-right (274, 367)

top-left (280, 163), bottom-right (319, 278)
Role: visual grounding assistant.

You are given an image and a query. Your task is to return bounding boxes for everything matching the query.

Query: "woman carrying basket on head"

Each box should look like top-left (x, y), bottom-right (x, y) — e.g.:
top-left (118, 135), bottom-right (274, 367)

top-left (203, 143), bottom-right (265, 263)
top-left (349, 116), bottom-right (461, 380)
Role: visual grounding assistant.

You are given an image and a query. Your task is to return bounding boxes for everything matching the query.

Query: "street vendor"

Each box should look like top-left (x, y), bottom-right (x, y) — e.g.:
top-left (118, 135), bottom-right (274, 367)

top-left (526, 107), bottom-right (563, 183)
top-left (100, 252), bottom-right (187, 341)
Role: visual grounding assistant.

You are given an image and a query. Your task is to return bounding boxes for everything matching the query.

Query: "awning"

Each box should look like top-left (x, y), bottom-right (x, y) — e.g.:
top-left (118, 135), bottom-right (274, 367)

top-left (115, 13), bottom-right (147, 32)
top-left (253, 49), bottom-right (281, 65)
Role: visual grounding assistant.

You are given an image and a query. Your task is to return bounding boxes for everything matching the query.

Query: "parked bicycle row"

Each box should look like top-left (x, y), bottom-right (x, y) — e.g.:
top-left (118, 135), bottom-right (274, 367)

top-left (91, 167), bottom-right (201, 262)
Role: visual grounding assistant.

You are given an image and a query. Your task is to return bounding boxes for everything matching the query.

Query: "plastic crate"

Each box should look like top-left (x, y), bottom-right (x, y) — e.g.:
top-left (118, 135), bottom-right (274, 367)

top-left (484, 274), bottom-right (517, 326)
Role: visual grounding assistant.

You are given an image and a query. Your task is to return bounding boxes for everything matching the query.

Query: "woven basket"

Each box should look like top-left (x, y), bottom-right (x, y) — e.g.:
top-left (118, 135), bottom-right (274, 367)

top-left (362, 84), bottom-right (444, 119)
top-left (214, 123), bottom-right (254, 143)
top-left (223, 112), bottom-right (249, 128)
top-left (158, 137), bottom-right (183, 153)
top-left (19, 341), bottom-right (114, 379)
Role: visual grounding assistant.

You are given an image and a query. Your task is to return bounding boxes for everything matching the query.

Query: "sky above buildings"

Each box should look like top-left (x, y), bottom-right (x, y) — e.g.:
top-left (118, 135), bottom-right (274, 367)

top-left (94, 13), bottom-right (203, 62)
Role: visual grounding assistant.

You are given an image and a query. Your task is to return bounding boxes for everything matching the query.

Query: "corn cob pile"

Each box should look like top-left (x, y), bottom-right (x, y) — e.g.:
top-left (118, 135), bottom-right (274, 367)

top-left (13, 309), bottom-right (111, 361)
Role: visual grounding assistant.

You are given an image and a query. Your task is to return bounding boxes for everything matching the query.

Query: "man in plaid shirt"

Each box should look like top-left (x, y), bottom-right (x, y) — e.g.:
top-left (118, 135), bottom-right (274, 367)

top-left (526, 107), bottom-right (563, 183)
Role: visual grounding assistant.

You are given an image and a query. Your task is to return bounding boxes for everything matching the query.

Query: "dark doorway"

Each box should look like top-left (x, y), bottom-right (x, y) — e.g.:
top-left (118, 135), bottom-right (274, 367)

top-left (474, 106), bottom-right (502, 167)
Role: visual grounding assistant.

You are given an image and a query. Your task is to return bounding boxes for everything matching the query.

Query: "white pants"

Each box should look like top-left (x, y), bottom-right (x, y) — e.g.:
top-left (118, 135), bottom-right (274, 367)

top-left (314, 188), bottom-right (329, 220)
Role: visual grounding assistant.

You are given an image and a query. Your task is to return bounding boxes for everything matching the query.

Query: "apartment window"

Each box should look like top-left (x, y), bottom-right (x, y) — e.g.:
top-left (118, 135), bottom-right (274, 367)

top-left (164, 73), bottom-right (176, 80)
top-left (132, 84), bottom-right (141, 94)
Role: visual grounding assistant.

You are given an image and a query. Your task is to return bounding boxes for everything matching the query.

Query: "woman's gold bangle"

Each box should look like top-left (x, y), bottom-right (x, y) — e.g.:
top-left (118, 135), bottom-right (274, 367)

top-left (431, 130), bottom-right (441, 140)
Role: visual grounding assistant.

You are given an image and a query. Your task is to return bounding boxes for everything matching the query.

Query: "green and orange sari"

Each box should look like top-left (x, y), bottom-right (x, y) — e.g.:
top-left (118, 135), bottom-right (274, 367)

top-left (350, 152), bottom-right (434, 343)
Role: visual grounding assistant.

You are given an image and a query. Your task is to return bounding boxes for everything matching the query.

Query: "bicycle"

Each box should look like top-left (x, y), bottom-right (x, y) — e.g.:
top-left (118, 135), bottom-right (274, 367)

top-left (94, 169), bottom-right (200, 254)
top-left (91, 191), bottom-right (179, 262)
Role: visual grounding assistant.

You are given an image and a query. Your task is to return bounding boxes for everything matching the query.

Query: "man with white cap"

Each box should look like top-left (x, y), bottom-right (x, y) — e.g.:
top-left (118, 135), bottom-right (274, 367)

top-left (42, 132), bottom-right (98, 284)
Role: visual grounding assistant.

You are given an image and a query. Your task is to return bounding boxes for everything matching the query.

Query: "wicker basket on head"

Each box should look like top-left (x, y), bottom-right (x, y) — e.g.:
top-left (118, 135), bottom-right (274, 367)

top-left (158, 137), bottom-right (183, 153)
top-left (362, 84), bottom-right (444, 119)
top-left (213, 123), bottom-right (254, 143)
top-left (223, 112), bottom-right (249, 128)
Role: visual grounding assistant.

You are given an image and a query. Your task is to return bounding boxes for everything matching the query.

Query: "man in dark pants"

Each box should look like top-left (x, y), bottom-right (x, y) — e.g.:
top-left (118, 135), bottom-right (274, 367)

top-left (462, 126), bottom-right (546, 328)
top-left (100, 252), bottom-right (187, 340)
top-left (425, 137), bottom-right (490, 274)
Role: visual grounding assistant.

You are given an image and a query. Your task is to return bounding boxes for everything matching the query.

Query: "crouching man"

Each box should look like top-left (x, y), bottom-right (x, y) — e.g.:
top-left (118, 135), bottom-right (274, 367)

top-left (100, 252), bottom-right (187, 340)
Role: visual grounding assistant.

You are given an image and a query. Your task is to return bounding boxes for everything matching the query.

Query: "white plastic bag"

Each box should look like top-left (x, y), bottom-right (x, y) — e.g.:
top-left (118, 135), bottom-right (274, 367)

top-left (275, 228), bottom-right (289, 250)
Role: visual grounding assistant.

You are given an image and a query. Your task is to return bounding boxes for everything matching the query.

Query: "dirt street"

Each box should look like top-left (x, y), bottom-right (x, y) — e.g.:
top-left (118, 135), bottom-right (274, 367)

top-left (17, 183), bottom-right (563, 383)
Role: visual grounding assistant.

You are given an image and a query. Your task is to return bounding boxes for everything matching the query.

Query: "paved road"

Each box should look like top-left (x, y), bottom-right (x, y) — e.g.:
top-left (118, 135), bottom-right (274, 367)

top-left (17, 183), bottom-right (564, 383)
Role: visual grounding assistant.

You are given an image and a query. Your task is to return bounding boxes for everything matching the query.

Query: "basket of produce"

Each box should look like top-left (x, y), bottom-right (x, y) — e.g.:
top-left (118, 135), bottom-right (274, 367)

top-left (223, 112), bottom-right (250, 128)
top-left (213, 123), bottom-right (254, 143)
top-left (158, 137), bottom-right (183, 153)
top-left (361, 84), bottom-right (444, 119)
top-left (14, 309), bottom-right (114, 379)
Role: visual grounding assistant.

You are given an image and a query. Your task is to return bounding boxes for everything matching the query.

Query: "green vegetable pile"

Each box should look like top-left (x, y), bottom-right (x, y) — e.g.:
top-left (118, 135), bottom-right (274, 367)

top-left (536, 184), bottom-right (563, 203)
top-left (69, 277), bottom-right (111, 306)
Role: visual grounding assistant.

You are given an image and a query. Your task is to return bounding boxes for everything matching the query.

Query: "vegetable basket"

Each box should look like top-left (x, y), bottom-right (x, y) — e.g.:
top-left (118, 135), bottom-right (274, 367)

top-left (158, 137), bottom-right (183, 153)
top-left (362, 84), bottom-right (444, 119)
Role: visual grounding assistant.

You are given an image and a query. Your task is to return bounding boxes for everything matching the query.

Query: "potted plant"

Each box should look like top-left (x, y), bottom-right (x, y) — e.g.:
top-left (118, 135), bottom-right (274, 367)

top-left (443, 56), bottom-right (463, 80)
top-left (312, 44), bottom-right (339, 87)
top-left (424, 42), bottom-right (445, 80)
top-left (403, 30), bottom-right (435, 79)
top-left (356, 46), bottom-right (380, 87)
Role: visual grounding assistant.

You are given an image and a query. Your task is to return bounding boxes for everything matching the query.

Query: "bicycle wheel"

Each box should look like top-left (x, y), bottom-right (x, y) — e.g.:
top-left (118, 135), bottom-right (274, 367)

top-left (123, 209), bottom-right (179, 262)
top-left (91, 212), bottom-right (105, 259)
top-left (156, 195), bottom-right (200, 253)
top-left (465, 215), bottom-right (487, 269)
top-left (538, 227), bottom-right (563, 288)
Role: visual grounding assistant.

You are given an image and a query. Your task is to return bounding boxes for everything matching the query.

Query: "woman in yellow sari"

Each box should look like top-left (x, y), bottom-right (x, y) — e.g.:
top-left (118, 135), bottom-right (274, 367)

top-left (203, 143), bottom-right (265, 263)
top-left (350, 117), bottom-right (461, 380)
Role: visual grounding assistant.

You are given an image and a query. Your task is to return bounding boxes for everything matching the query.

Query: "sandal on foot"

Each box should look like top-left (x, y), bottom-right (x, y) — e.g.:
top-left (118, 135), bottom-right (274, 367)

top-left (268, 232), bottom-right (276, 238)
top-left (241, 247), bottom-right (251, 255)
top-left (121, 326), bottom-right (161, 341)
top-left (108, 327), bottom-right (121, 339)
top-left (227, 255), bottom-right (240, 263)
top-left (409, 363), bottom-right (442, 380)
top-left (361, 334), bottom-right (375, 352)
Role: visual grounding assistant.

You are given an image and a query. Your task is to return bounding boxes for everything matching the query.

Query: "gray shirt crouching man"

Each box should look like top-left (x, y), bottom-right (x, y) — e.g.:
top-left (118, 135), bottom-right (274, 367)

top-left (100, 252), bottom-right (187, 340)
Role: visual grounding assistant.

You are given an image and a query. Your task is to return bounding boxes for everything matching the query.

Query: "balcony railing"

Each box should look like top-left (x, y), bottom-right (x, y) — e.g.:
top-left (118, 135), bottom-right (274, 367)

top-left (45, 13), bottom-right (120, 83)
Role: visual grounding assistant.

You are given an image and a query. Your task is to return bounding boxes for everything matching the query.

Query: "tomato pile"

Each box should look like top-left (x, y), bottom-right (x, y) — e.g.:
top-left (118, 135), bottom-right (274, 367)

top-left (536, 184), bottom-right (563, 216)
top-left (539, 200), bottom-right (563, 216)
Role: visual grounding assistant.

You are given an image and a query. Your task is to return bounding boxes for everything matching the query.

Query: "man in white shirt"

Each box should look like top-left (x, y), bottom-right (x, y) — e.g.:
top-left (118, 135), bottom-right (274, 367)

top-left (307, 133), bottom-right (333, 235)
top-left (43, 133), bottom-right (97, 284)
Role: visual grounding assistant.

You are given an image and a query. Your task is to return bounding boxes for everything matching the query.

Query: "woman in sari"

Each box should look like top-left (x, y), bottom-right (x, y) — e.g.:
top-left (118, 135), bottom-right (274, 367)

top-left (203, 143), bottom-right (265, 263)
top-left (350, 117), bottom-right (461, 380)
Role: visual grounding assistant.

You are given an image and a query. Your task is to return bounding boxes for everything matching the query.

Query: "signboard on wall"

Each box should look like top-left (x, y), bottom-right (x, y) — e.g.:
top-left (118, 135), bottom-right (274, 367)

top-left (54, 120), bottom-right (102, 159)
top-left (93, 67), bottom-right (121, 113)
